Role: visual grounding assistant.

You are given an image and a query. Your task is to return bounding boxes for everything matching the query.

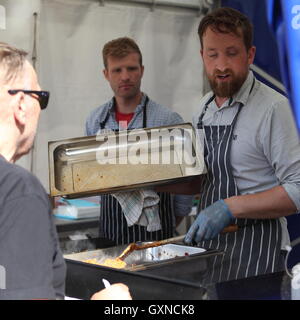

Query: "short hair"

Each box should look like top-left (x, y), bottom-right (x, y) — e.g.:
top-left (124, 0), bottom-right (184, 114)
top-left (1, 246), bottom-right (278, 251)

top-left (102, 37), bottom-right (143, 69)
top-left (198, 7), bottom-right (253, 51)
top-left (0, 42), bottom-right (28, 84)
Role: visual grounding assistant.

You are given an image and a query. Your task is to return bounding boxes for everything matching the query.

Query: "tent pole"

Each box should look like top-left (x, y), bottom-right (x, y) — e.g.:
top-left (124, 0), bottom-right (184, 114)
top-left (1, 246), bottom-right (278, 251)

top-left (96, 0), bottom-right (219, 13)
top-left (30, 12), bottom-right (38, 174)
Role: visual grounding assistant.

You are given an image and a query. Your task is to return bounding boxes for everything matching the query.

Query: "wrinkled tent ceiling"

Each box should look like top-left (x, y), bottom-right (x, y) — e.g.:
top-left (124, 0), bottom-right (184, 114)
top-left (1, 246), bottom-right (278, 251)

top-left (93, 0), bottom-right (219, 13)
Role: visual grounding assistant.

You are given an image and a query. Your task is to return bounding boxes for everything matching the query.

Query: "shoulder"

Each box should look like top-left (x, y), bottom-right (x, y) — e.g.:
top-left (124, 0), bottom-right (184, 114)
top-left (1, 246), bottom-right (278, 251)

top-left (256, 81), bottom-right (289, 107)
top-left (0, 161), bottom-right (62, 299)
top-left (86, 102), bottom-right (109, 121)
top-left (147, 97), bottom-right (184, 126)
top-left (238, 80), bottom-right (297, 141)
top-left (85, 99), bottom-right (112, 135)
top-left (192, 91), bottom-right (213, 125)
top-left (246, 81), bottom-right (291, 120)
top-left (0, 159), bottom-right (48, 206)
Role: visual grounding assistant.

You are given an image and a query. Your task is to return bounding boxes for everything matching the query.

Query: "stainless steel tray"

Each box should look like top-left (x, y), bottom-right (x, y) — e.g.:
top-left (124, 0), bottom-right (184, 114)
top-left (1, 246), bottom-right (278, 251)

top-left (48, 123), bottom-right (206, 197)
top-left (64, 243), bottom-right (206, 271)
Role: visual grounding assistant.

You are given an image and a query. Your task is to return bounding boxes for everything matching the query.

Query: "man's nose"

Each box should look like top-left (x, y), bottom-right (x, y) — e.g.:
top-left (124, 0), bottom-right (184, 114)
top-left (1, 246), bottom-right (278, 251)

top-left (215, 54), bottom-right (229, 72)
top-left (120, 69), bottom-right (130, 81)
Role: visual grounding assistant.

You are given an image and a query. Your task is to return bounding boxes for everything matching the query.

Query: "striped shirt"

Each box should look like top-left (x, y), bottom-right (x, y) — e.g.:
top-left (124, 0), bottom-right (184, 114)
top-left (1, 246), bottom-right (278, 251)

top-left (85, 94), bottom-right (194, 219)
top-left (86, 94), bottom-right (185, 135)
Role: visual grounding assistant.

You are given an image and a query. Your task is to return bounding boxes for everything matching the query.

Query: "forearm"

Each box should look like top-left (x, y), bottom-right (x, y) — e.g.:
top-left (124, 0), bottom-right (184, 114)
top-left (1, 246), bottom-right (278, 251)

top-left (225, 185), bottom-right (297, 219)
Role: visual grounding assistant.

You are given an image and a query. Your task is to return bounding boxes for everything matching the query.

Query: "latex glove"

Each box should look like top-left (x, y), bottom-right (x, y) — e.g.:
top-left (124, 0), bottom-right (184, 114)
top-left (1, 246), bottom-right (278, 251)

top-left (184, 200), bottom-right (233, 244)
top-left (91, 283), bottom-right (132, 300)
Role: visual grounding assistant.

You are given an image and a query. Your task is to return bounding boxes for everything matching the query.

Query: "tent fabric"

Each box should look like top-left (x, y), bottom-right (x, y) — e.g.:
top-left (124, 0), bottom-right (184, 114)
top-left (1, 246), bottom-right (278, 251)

top-left (265, 0), bottom-right (300, 132)
top-left (221, 0), bottom-right (283, 93)
top-left (0, 0), bottom-right (205, 189)
top-left (265, 0), bottom-right (300, 269)
top-left (222, 0), bottom-right (300, 131)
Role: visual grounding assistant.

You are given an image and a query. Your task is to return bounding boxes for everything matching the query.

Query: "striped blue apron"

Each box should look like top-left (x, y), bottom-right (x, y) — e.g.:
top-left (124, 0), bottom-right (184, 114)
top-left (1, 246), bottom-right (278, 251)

top-left (98, 96), bottom-right (174, 245)
top-left (197, 84), bottom-right (282, 283)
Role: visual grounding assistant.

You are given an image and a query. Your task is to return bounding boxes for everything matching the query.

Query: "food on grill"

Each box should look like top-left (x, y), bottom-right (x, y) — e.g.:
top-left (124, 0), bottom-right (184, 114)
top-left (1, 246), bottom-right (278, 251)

top-left (83, 258), bottom-right (127, 269)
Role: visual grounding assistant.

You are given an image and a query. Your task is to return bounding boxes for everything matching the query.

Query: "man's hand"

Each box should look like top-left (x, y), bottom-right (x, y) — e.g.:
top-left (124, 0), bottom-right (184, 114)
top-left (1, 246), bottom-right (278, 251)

top-left (184, 200), bottom-right (233, 243)
top-left (91, 283), bottom-right (132, 300)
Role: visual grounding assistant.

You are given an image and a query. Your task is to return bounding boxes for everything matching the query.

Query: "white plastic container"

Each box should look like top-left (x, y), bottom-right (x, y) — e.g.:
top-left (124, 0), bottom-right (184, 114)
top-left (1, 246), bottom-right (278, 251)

top-left (291, 263), bottom-right (300, 300)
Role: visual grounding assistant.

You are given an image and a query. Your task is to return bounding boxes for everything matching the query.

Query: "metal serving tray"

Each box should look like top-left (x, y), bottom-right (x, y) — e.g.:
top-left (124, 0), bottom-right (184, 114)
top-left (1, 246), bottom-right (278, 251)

top-left (64, 243), bottom-right (206, 271)
top-left (48, 123), bottom-right (206, 198)
top-left (64, 244), bottom-right (221, 299)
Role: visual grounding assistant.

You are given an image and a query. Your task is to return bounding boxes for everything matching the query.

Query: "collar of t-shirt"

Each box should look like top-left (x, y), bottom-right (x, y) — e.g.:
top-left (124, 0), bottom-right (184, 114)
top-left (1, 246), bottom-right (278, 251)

top-left (115, 110), bottom-right (135, 129)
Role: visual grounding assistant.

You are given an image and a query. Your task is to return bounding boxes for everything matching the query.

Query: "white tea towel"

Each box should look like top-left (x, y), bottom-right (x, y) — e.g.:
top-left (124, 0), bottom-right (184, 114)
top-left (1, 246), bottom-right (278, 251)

top-left (112, 189), bottom-right (161, 232)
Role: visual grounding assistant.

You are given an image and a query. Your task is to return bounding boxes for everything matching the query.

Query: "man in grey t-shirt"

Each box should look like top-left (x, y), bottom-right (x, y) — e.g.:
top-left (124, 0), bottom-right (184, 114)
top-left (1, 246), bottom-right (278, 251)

top-left (0, 42), bottom-right (132, 300)
top-left (0, 42), bottom-right (65, 299)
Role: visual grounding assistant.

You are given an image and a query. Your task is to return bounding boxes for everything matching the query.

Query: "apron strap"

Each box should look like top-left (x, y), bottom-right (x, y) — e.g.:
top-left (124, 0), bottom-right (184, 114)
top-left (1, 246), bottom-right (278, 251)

top-left (100, 95), bottom-right (149, 130)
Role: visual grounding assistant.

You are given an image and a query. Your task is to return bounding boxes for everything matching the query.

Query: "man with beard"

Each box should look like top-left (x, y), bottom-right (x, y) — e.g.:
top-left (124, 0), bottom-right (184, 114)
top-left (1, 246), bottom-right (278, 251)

top-left (182, 7), bottom-right (300, 283)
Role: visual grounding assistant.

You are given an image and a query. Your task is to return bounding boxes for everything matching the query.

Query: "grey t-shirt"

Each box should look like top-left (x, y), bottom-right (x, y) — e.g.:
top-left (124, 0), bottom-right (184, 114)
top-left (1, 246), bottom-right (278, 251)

top-left (0, 156), bottom-right (66, 300)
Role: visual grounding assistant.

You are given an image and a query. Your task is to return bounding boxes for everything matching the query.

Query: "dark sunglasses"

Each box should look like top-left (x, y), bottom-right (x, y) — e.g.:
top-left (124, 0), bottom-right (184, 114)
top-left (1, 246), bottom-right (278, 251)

top-left (8, 89), bottom-right (50, 110)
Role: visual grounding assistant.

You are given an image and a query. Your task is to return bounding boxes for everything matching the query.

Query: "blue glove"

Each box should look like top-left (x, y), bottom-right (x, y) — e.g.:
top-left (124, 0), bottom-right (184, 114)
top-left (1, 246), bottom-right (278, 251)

top-left (184, 200), bottom-right (233, 244)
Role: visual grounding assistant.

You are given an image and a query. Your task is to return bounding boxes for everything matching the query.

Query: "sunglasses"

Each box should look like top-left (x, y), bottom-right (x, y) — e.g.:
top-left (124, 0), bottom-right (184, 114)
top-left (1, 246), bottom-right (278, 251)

top-left (8, 89), bottom-right (50, 110)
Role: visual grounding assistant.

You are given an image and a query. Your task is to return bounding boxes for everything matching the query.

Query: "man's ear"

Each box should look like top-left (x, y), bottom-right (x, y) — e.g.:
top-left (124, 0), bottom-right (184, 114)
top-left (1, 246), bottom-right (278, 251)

top-left (248, 46), bottom-right (256, 65)
top-left (141, 65), bottom-right (144, 77)
top-left (103, 68), bottom-right (109, 81)
top-left (13, 92), bottom-right (26, 126)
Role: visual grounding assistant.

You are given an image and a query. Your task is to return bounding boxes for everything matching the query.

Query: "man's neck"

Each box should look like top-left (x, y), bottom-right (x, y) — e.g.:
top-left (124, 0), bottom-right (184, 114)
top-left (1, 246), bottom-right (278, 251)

top-left (215, 96), bottom-right (229, 108)
top-left (0, 143), bottom-right (17, 163)
top-left (114, 92), bottom-right (143, 114)
top-left (0, 126), bottom-right (18, 163)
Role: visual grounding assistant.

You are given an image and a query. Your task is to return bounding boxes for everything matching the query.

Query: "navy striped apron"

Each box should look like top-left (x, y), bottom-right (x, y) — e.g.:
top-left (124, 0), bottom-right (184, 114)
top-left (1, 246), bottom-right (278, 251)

top-left (98, 96), bottom-right (174, 245)
top-left (197, 83), bottom-right (282, 283)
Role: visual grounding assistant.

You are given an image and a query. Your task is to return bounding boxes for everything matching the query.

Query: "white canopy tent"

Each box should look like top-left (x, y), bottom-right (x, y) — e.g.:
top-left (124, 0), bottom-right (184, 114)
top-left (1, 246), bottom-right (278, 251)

top-left (0, 0), bottom-right (219, 189)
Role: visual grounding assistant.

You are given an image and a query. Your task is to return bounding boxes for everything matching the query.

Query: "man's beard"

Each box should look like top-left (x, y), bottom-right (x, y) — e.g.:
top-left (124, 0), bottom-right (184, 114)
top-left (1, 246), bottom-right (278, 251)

top-left (208, 70), bottom-right (247, 98)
